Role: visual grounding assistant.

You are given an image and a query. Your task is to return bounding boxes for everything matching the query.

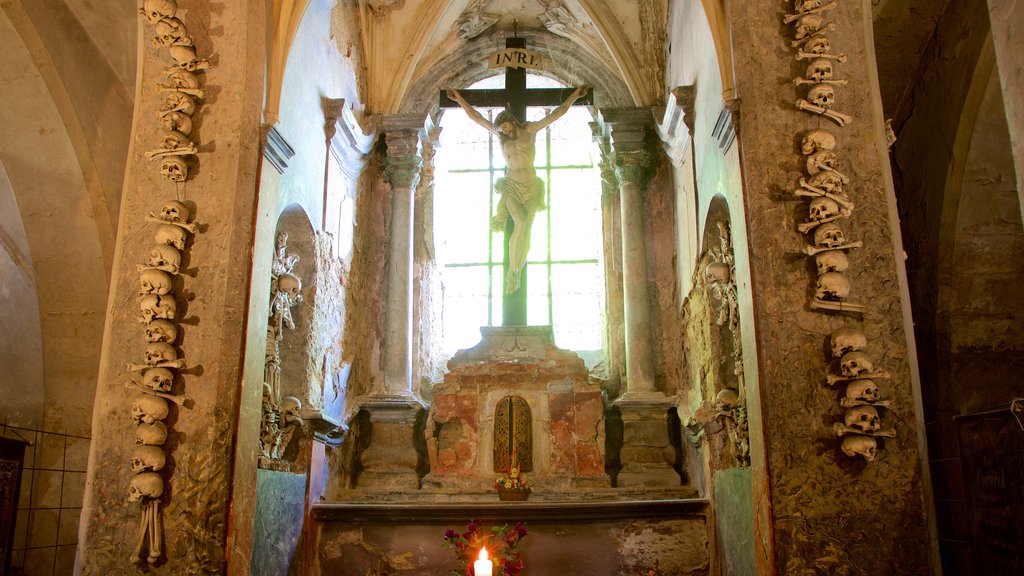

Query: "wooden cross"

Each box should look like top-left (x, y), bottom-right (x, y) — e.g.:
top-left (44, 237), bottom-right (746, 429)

top-left (438, 36), bottom-right (594, 326)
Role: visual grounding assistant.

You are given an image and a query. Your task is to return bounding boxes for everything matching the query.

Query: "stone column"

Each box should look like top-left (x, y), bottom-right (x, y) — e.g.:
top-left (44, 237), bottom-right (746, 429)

top-left (728, 0), bottom-right (931, 571)
top-left (356, 115), bottom-right (430, 490)
top-left (79, 1), bottom-right (267, 573)
top-left (597, 108), bottom-right (679, 488)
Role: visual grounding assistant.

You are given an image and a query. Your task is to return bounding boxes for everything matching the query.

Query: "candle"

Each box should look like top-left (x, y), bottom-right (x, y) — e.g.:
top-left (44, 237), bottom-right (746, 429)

top-left (473, 547), bottom-right (493, 576)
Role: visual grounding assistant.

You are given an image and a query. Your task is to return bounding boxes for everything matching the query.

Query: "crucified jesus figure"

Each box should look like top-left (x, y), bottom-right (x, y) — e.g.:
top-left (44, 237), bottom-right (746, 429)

top-left (446, 85), bottom-right (589, 294)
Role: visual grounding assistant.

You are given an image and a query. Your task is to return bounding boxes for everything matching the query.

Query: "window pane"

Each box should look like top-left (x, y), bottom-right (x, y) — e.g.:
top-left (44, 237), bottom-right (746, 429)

top-left (439, 110), bottom-right (492, 169)
top-left (549, 169), bottom-right (602, 262)
top-left (526, 263), bottom-right (551, 326)
top-left (527, 186), bottom-right (549, 261)
top-left (549, 107), bottom-right (595, 166)
top-left (551, 263), bottom-right (604, 350)
top-left (443, 266), bottom-right (490, 351)
top-left (435, 171), bottom-right (494, 264)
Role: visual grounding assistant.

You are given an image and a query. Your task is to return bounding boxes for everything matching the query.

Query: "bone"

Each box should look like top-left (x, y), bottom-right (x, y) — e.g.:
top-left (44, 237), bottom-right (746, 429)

top-left (796, 51), bottom-right (847, 62)
top-left (782, 2), bottom-right (837, 24)
top-left (136, 264), bottom-right (179, 275)
top-left (803, 241), bottom-right (863, 256)
top-left (795, 99), bottom-right (853, 126)
top-left (795, 179), bottom-right (854, 209)
top-left (809, 161), bottom-right (851, 184)
top-left (840, 398), bottom-right (894, 409)
top-left (131, 506), bottom-right (148, 564)
top-left (159, 86), bottom-right (205, 98)
top-left (145, 214), bottom-right (198, 233)
top-left (833, 423), bottom-right (897, 438)
top-left (127, 360), bottom-right (186, 372)
top-left (791, 23), bottom-right (835, 47)
top-left (811, 298), bottom-right (868, 314)
top-left (126, 380), bottom-right (192, 406)
top-left (826, 370), bottom-right (892, 385)
top-left (797, 211), bottom-right (850, 234)
top-left (148, 500), bottom-right (161, 564)
top-left (145, 144), bottom-right (198, 160)
top-left (793, 78), bottom-right (849, 87)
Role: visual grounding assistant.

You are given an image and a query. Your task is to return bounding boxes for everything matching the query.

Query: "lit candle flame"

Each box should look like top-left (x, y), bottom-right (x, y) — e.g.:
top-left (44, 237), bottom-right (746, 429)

top-left (478, 547), bottom-right (489, 561)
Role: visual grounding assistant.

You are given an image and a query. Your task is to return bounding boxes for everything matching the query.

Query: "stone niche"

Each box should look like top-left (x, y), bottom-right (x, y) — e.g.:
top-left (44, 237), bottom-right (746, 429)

top-left (422, 326), bottom-right (607, 494)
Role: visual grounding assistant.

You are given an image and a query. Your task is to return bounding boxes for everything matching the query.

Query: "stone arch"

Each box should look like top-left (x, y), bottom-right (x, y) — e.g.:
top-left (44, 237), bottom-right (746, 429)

top-left (400, 29), bottom-right (633, 115)
top-left (273, 204), bottom-right (319, 404)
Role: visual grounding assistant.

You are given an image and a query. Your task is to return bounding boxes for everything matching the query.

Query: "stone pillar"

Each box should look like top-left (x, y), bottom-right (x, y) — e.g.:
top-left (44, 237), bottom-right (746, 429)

top-left (356, 115), bottom-right (430, 490)
top-left (597, 108), bottom-right (679, 488)
top-left (79, 1), bottom-right (266, 573)
top-left (986, 0), bottom-right (1024, 221)
top-left (728, 0), bottom-right (931, 571)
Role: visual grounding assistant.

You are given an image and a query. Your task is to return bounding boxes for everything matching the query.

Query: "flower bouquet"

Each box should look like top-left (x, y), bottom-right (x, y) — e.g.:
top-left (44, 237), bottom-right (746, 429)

top-left (494, 463), bottom-right (531, 501)
top-left (443, 519), bottom-right (529, 576)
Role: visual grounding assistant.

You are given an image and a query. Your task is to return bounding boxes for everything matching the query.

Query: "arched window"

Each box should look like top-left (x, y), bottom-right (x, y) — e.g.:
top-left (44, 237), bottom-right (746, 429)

top-left (434, 74), bottom-right (606, 364)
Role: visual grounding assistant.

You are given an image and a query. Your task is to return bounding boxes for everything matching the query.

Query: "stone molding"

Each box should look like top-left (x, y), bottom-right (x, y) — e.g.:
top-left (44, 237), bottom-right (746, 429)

top-left (325, 98), bottom-right (375, 180)
top-left (262, 124), bottom-right (296, 175)
top-left (657, 86), bottom-right (696, 166)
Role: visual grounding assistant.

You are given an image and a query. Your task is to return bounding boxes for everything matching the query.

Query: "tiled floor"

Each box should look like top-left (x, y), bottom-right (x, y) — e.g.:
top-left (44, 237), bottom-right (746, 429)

top-left (3, 426), bottom-right (90, 576)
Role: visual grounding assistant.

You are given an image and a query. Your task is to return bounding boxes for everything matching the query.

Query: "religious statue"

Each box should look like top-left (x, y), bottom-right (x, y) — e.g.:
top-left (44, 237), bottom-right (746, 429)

top-left (445, 85), bottom-right (589, 293)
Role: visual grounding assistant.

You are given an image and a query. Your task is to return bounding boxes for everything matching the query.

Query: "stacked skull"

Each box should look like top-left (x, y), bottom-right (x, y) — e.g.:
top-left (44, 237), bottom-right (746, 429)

top-left (127, 199), bottom-right (196, 564)
top-left (141, 0), bottom-right (208, 182)
top-left (827, 327), bottom-right (896, 461)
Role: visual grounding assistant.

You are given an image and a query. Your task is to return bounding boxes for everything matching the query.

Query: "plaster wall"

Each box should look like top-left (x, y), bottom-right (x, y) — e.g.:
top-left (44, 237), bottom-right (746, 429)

top-left (0, 161), bottom-right (44, 429)
top-left (0, 8), bottom-right (109, 437)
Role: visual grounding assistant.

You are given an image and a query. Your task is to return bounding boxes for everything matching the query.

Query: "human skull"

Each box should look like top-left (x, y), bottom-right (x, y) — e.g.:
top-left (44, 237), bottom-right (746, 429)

top-left (165, 69), bottom-right (200, 90)
top-left (141, 0), bottom-right (177, 25)
top-left (139, 269), bottom-right (173, 296)
top-left (806, 150), bottom-right (839, 175)
top-left (816, 271), bottom-right (851, 301)
top-left (131, 445), bottom-right (167, 473)
top-left (813, 222), bottom-right (846, 248)
top-left (142, 367), bottom-right (174, 393)
top-left (705, 261), bottom-right (731, 284)
top-left (845, 405), bottom-right (881, 433)
top-left (281, 396), bottom-right (303, 425)
top-left (841, 435), bottom-right (877, 461)
top-left (131, 394), bottom-right (170, 425)
top-left (809, 197), bottom-right (840, 222)
top-left (154, 224), bottom-right (187, 250)
top-left (809, 171), bottom-right (844, 195)
top-left (154, 17), bottom-right (189, 46)
top-left (135, 421), bottom-right (168, 446)
top-left (147, 244), bottom-right (181, 274)
top-left (845, 379), bottom-right (880, 404)
top-left (278, 273), bottom-right (302, 299)
top-left (808, 84), bottom-right (836, 109)
top-left (168, 44), bottom-right (204, 70)
top-left (160, 91), bottom-right (196, 115)
top-left (800, 128), bottom-right (837, 155)
top-left (715, 388), bottom-right (739, 411)
top-left (144, 342), bottom-right (178, 366)
top-left (160, 111), bottom-right (192, 136)
top-left (803, 35), bottom-right (832, 55)
top-left (160, 156), bottom-right (188, 182)
top-left (840, 351), bottom-right (875, 377)
top-left (830, 326), bottom-right (867, 358)
top-left (141, 294), bottom-right (176, 323)
top-left (127, 472), bottom-right (164, 502)
top-left (794, 14), bottom-right (828, 39)
top-left (144, 319), bottom-right (178, 343)
top-left (795, 0), bottom-right (825, 13)
top-left (814, 250), bottom-right (849, 275)
top-left (160, 200), bottom-right (191, 223)
top-left (161, 130), bottom-right (193, 151)
top-left (806, 58), bottom-right (834, 82)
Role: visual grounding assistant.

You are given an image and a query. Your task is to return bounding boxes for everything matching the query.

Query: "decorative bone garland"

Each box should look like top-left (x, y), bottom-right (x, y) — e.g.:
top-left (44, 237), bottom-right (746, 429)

top-left (140, 0), bottom-right (209, 183)
top-left (783, 1), bottom-right (895, 461)
top-left (126, 199), bottom-right (197, 564)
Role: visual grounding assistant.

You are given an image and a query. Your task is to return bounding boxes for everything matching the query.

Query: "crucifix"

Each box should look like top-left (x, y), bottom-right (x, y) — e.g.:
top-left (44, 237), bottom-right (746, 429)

top-left (440, 36), bottom-right (593, 327)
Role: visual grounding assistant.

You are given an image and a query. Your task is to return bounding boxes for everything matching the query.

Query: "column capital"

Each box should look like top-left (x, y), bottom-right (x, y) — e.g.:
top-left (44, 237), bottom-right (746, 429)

top-left (325, 98), bottom-right (375, 180)
top-left (375, 114), bottom-right (433, 190)
top-left (596, 107), bottom-right (659, 188)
